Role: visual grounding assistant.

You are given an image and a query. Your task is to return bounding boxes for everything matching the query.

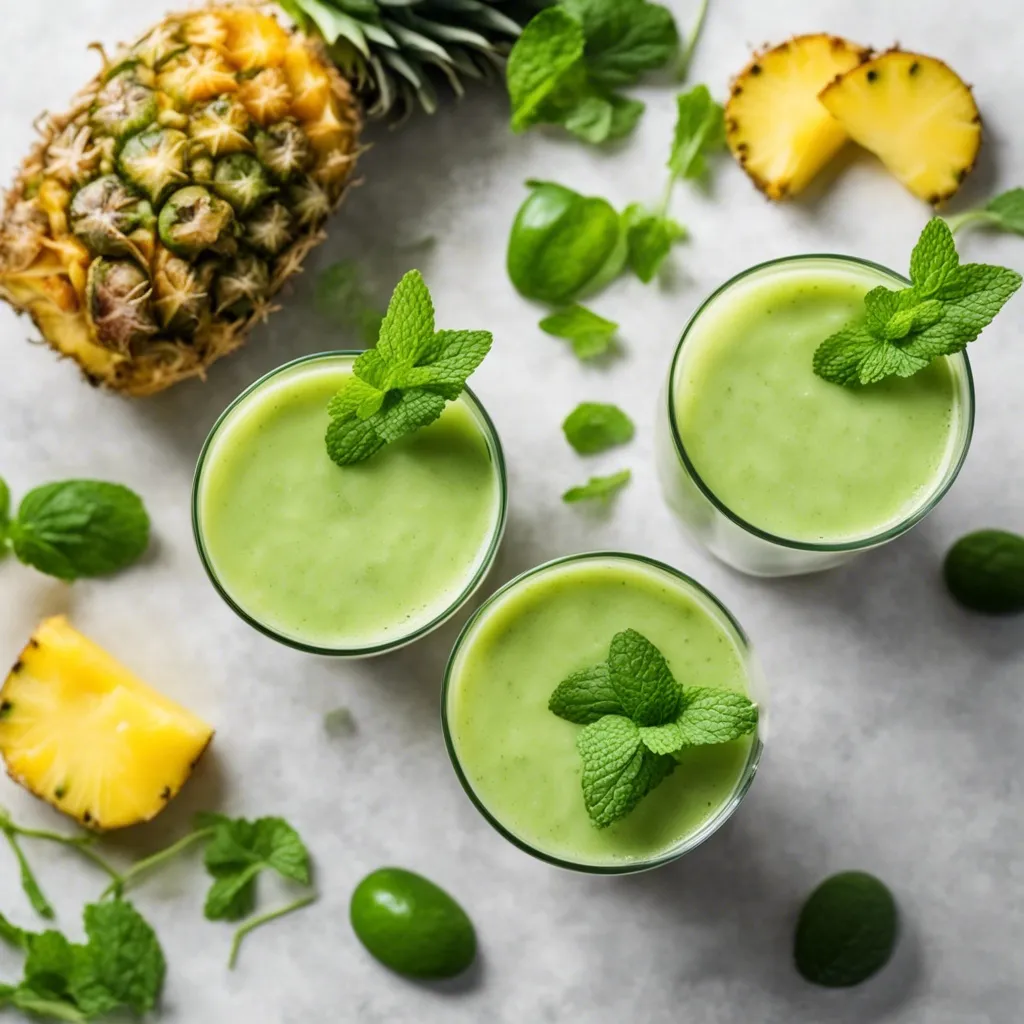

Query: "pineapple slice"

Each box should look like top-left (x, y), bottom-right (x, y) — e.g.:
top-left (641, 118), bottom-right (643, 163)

top-left (726, 34), bottom-right (871, 200)
top-left (819, 50), bottom-right (981, 205)
top-left (0, 617), bottom-right (213, 831)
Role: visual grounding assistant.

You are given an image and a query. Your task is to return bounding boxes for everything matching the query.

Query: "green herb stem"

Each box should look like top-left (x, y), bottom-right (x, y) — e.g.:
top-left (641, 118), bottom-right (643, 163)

top-left (2, 828), bottom-right (55, 919)
top-left (677, 0), bottom-right (710, 81)
top-left (102, 827), bottom-right (216, 899)
top-left (0, 810), bottom-right (122, 884)
top-left (944, 210), bottom-right (990, 236)
top-left (227, 893), bottom-right (317, 970)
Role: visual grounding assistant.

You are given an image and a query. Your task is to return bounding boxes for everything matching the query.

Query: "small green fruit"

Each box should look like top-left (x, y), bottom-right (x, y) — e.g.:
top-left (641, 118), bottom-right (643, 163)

top-left (944, 529), bottom-right (1024, 615)
top-left (794, 871), bottom-right (898, 987)
top-left (350, 867), bottom-right (476, 979)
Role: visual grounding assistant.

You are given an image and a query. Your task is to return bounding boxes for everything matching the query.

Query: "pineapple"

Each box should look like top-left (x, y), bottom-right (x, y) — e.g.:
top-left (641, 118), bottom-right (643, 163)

top-left (726, 34), bottom-right (871, 201)
top-left (0, 617), bottom-right (213, 831)
top-left (0, 2), bottom-right (531, 395)
top-left (819, 50), bottom-right (982, 205)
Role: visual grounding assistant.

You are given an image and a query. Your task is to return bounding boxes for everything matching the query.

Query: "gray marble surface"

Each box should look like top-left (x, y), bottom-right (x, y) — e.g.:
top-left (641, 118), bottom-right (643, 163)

top-left (1, 2), bottom-right (1022, 1022)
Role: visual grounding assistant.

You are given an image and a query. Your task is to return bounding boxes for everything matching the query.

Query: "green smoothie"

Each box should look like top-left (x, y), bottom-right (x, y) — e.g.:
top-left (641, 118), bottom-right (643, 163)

top-left (195, 354), bottom-right (504, 652)
top-left (673, 259), bottom-right (963, 542)
top-left (444, 555), bottom-right (759, 869)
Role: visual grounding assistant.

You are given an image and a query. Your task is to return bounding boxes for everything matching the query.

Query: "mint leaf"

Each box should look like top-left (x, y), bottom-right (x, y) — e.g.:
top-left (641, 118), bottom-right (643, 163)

top-left (608, 628), bottom-right (682, 726)
top-left (674, 686), bottom-right (758, 745)
top-left (507, 8), bottom-right (585, 132)
top-left (314, 261), bottom-right (384, 346)
top-left (401, 330), bottom-right (492, 399)
top-left (637, 722), bottom-right (683, 755)
top-left (325, 415), bottom-right (386, 467)
top-left (562, 402), bottom-right (635, 454)
top-left (668, 84), bottom-right (725, 182)
top-left (947, 188), bottom-right (1024, 238)
top-left (372, 390), bottom-right (447, 443)
top-left (326, 375), bottom-right (386, 421)
top-left (607, 96), bottom-right (646, 139)
top-left (250, 818), bottom-right (311, 884)
top-left (72, 901), bottom-right (164, 1015)
top-left (548, 664), bottom-right (625, 724)
top-left (539, 305), bottom-right (618, 359)
top-left (562, 469), bottom-right (631, 503)
top-left (794, 872), bottom-right (898, 987)
top-left (205, 867), bottom-right (261, 921)
top-left (909, 217), bottom-right (959, 297)
top-left (576, 715), bottom-right (647, 828)
top-left (624, 204), bottom-right (686, 283)
top-left (9, 481), bottom-right (149, 582)
top-left (375, 268), bottom-right (435, 367)
top-left (563, 0), bottom-right (678, 89)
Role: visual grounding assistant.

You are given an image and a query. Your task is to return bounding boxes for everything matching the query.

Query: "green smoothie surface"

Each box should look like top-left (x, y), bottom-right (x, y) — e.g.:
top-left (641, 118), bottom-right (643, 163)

top-left (673, 260), bottom-right (963, 543)
top-left (445, 557), bottom-right (757, 868)
top-left (197, 355), bottom-right (502, 650)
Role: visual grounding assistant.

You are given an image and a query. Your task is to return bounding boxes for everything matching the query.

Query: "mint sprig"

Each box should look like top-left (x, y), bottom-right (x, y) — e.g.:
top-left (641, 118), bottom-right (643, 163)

top-left (813, 219), bottom-right (1022, 387)
top-left (0, 477), bottom-right (149, 582)
top-left (549, 629), bottom-right (758, 827)
top-left (325, 271), bottom-right (492, 466)
top-left (945, 187), bottom-right (1024, 238)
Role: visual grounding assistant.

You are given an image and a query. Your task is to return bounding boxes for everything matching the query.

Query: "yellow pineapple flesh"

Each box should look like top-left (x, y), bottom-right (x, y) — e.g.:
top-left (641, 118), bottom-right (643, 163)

top-left (726, 34), bottom-right (871, 200)
top-left (0, 616), bottom-right (213, 830)
top-left (819, 50), bottom-right (981, 205)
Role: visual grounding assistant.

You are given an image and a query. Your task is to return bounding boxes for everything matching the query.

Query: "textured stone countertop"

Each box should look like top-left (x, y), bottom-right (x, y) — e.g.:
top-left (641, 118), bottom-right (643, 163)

top-left (1, 2), bottom-right (1022, 1022)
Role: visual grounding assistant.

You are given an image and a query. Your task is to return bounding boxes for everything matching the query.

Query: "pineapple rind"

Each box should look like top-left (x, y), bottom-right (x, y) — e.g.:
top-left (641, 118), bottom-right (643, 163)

top-left (0, 4), bottom-right (361, 396)
top-left (726, 34), bottom-right (872, 201)
top-left (819, 49), bottom-right (982, 205)
top-left (0, 616), bottom-right (214, 831)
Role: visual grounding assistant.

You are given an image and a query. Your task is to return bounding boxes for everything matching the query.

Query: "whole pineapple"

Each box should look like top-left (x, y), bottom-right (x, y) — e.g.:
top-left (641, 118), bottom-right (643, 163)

top-left (0, 2), bottom-right (529, 395)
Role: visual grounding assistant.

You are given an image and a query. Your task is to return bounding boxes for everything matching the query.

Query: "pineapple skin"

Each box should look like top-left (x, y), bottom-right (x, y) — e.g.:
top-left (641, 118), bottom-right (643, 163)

top-left (0, 616), bottom-right (214, 831)
top-left (819, 49), bottom-right (982, 205)
top-left (0, 5), bottom-right (362, 396)
top-left (726, 34), bottom-right (872, 201)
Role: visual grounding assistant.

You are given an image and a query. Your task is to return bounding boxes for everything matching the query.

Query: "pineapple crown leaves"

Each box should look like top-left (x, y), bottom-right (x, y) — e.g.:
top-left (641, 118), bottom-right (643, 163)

top-left (548, 629), bottom-right (758, 828)
top-left (284, 0), bottom-right (531, 117)
top-left (814, 218), bottom-right (1022, 388)
top-left (325, 269), bottom-right (493, 466)
top-left (506, 0), bottom-right (679, 144)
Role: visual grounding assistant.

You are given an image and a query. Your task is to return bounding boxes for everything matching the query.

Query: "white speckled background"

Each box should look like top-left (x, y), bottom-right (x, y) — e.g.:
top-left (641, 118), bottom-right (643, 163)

top-left (1, 2), bottom-right (1022, 1021)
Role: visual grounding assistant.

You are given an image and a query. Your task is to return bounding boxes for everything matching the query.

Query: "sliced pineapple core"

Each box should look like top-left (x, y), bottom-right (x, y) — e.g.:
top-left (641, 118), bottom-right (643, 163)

top-left (0, 616), bottom-right (213, 831)
top-left (726, 34), bottom-right (871, 200)
top-left (819, 50), bottom-right (981, 205)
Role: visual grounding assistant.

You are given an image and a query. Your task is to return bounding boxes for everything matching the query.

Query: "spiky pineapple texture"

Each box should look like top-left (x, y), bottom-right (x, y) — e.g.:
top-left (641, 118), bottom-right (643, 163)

top-left (0, 5), bottom-right (361, 395)
top-left (285, 0), bottom-right (538, 117)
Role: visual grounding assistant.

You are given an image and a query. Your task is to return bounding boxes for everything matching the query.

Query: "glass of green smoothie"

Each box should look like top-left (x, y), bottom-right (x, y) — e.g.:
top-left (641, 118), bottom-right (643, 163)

top-left (442, 552), bottom-right (766, 873)
top-left (656, 255), bottom-right (975, 576)
top-left (193, 352), bottom-right (507, 656)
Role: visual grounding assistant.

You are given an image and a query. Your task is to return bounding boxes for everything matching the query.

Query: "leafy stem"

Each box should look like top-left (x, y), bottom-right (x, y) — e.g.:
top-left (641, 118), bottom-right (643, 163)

top-left (228, 894), bottom-right (317, 970)
top-left (944, 209), bottom-right (989, 236)
top-left (2, 828), bottom-right (54, 919)
top-left (101, 826), bottom-right (217, 899)
top-left (677, 0), bottom-right (710, 80)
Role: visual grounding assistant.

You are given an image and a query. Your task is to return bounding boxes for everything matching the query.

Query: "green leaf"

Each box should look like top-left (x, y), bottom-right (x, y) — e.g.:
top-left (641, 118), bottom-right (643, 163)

top-left (539, 304), bottom-right (618, 359)
top-left (548, 664), bottom-right (625, 724)
top-left (562, 402), bottom-right (635, 454)
top-left (637, 722), bottom-right (683, 755)
top-left (673, 686), bottom-right (758, 745)
top-left (71, 901), bottom-right (165, 1015)
top-left (562, 469), bottom-right (631, 503)
top-left (624, 204), bottom-right (686, 283)
top-left (909, 217), bottom-right (959, 297)
top-left (10, 481), bottom-right (149, 582)
top-left (325, 415), bottom-right (386, 467)
top-left (562, 93), bottom-right (614, 143)
top-left (314, 261), bottom-right (384, 346)
top-left (23, 931), bottom-right (75, 998)
top-left (204, 867), bottom-right (261, 921)
top-left (607, 629), bottom-right (682, 726)
top-left (372, 389), bottom-right (447, 444)
top-left (563, 0), bottom-right (678, 89)
top-left (326, 375), bottom-right (387, 421)
top-left (794, 872), bottom-right (898, 987)
top-left (9, 988), bottom-right (85, 1022)
top-left (375, 269), bottom-right (435, 366)
top-left (506, 8), bottom-right (586, 132)
top-left (576, 715), bottom-right (646, 828)
top-left (607, 95), bottom-right (646, 139)
top-left (401, 330), bottom-right (493, 399)
top-left (0, 912), bottom-right (30, 950)
top-left (668, 84), bottom-right (725, 182)
top-left (944, 529), bottom-right (1024, 615)
top-left (250, 818), bottom-right (312, 885)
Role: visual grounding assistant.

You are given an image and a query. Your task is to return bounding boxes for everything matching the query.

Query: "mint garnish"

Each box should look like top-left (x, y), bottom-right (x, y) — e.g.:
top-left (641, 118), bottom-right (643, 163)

top-left (325, 270), bottom-right (492, 466)
top-left (562, 402), bottom-right (634, 454)
top-left (539, 305), bottom-right (619, 360)
top-left (813, 219), bottom-right (1021, 387)
top-left (945, 187), bottom-right (1024, 238)
top-left (794, 872), bottom-right (898, 987)
top-left (562, 469), bottom-right (632, 504)
top-left (943, 528), bottom-right (1024, 615)
top-left (550, 630), bottom-right (758, 827)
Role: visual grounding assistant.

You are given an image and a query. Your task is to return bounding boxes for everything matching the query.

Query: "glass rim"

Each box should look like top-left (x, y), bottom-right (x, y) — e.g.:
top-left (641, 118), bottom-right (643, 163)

top-left (191, 350), bottom-right (509, 658)
top-left (440, 550), bottom-right (765, 875)
top-left (665, 253), bottom-right (977, 554)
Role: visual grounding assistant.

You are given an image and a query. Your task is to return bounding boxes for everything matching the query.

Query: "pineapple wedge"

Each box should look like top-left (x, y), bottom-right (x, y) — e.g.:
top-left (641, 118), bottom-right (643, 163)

top-left (726, 34), bottom-right (872, 200)
top-left (819, 50), bottom-right (982, 205)
top-left (0, 617), bottom-right (213, 830)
